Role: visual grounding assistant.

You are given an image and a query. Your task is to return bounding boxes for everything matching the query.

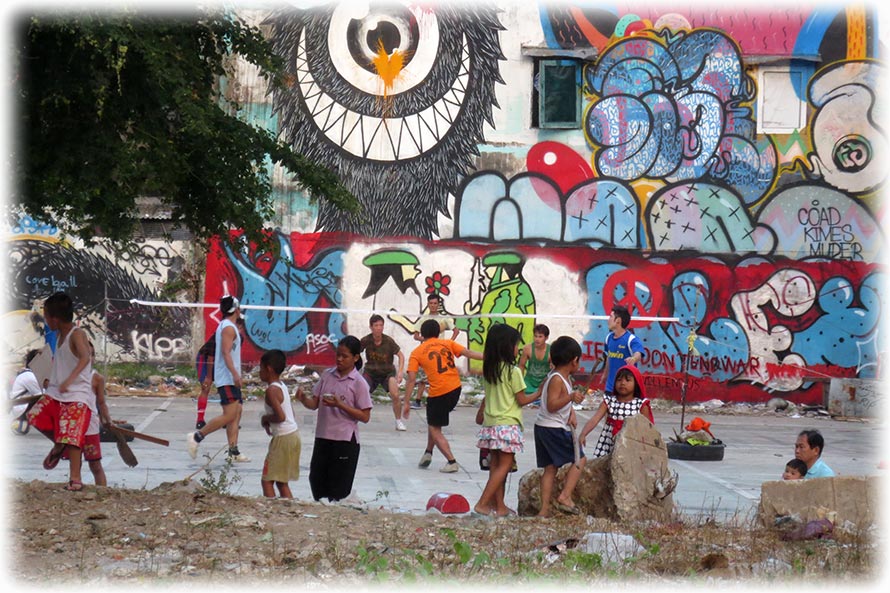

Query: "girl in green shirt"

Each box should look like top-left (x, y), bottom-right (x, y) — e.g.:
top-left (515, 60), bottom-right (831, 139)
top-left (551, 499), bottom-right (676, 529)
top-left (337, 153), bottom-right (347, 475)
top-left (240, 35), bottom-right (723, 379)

top-left (474, 324), bottom-right (539, 517)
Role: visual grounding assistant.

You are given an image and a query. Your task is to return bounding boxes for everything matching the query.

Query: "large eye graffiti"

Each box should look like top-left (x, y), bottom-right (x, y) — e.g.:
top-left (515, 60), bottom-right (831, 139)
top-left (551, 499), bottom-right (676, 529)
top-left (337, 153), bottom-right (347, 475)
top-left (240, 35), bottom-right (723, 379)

top-left (268, 2), bottom-right (504, 238)
top-left (294, 2), bottom-right (468, 161)
top-left (332, 3), bottom-right (436, 94)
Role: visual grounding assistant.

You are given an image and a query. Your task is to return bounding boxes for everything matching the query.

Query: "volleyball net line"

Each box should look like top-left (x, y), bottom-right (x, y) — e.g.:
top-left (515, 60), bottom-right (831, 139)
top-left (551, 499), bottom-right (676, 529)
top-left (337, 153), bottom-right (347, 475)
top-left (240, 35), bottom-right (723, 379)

top-left (128, 298), bottom-right (681, 324)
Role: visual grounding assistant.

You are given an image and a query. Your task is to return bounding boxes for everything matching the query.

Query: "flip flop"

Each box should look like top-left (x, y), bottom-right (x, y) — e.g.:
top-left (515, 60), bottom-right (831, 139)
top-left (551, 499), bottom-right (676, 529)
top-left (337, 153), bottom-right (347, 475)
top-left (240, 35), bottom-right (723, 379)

top-left (63, 480), bottom-right (83, 492)
top-left (43, 445), bottom-right (64, 470)
top-left (554, 501), bottom-right (581, 515)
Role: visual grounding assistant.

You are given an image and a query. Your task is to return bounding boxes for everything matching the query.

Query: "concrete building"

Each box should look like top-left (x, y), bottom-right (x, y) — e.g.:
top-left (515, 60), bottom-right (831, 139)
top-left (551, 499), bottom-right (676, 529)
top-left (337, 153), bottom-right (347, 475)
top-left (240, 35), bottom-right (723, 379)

top-left (6, 2), bottom-right (886, 406)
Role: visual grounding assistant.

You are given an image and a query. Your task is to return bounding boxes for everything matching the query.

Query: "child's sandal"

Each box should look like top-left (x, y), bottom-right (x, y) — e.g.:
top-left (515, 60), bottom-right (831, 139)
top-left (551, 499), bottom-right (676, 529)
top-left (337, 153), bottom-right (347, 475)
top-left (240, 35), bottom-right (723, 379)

top-left (43, 445), bottom-right (64, 470)
top-left (63, 480), bottom-right (83, 492)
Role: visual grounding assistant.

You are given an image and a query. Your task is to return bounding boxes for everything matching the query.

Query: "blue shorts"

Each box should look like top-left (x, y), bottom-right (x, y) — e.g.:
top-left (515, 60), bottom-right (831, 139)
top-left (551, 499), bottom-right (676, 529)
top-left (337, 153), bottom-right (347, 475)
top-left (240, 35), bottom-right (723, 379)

top-left (534, 424), bottom-right (583, 468)
top-left (195, 352), bottom-right (213, 383)
top-left (217, 385), bottom-right (243, 405)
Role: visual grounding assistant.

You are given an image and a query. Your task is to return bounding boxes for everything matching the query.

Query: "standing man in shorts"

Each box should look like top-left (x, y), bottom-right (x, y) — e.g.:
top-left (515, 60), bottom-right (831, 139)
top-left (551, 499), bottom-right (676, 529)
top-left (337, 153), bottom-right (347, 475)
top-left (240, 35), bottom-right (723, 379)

top-left (360, 315), bottom-right (407, 431)
top-left (403, 319), bottom-right (482, 472)
top-left (187, 296), bottom-right (250, 462)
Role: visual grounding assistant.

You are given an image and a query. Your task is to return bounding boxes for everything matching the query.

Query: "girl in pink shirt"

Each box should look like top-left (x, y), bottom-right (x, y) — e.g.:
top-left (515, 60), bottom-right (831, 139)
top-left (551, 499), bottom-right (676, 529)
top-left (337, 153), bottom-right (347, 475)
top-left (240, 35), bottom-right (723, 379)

top-left (296, 336), bottom-right (373, 501)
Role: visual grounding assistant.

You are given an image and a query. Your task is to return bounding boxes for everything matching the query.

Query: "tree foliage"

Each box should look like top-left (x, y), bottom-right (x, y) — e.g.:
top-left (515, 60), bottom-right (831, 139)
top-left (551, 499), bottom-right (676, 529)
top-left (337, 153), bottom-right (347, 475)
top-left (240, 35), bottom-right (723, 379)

top-left (14, 8), bottom-right (359, 245)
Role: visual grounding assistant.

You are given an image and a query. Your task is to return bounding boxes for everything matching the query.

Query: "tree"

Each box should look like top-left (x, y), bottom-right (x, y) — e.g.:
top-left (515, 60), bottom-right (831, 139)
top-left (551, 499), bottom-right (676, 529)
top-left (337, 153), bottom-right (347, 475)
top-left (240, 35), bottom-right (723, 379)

top-left (13, 8), bottom-right (359, 246)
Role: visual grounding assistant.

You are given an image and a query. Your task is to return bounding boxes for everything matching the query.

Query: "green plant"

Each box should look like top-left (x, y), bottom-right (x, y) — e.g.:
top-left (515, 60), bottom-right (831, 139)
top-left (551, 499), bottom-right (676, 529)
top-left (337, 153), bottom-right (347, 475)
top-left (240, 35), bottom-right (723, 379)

top-left (562, 549), bottom-right (603, 571)
top-left (198, 457), bottom-right (242, 495)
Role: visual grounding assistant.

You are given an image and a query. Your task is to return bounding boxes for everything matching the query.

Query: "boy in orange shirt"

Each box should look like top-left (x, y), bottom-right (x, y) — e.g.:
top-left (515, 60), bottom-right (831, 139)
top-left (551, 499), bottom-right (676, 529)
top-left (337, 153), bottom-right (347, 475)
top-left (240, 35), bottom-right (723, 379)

top-left (403, 319), bottom-right (482, 472)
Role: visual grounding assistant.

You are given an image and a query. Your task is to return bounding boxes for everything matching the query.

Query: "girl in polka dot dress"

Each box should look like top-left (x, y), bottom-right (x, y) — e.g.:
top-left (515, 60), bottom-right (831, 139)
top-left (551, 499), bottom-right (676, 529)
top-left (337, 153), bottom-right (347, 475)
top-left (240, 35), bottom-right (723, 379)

top-left (579, 365), bottom-right (653, 457)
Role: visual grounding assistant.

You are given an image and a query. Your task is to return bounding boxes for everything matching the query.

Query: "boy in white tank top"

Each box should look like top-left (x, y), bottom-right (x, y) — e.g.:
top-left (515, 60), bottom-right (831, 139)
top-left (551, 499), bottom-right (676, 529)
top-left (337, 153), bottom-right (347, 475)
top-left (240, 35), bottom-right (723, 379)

top-left (259, 349), bottom-right (301, 498)
top-left (532, 336), bottom-right (587, 517)
top-left (27, 292), bottom-right (93, 492)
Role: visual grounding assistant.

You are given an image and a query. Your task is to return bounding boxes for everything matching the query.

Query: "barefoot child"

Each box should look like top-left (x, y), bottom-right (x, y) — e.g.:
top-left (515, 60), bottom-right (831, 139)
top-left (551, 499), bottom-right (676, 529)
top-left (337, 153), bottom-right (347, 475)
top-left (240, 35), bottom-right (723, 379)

top-left (474, 324), bottom-right (538, 517)
top-left (259, 349), bottom-right (301, 498)
top-left (533, 336), bottom-right (587, 517)
top-left (579, 365), bottom-right (653, 457)
top-left (27, 292), bottom-right (93, 491)
top-left (65, 341), bottom-right (112, 486)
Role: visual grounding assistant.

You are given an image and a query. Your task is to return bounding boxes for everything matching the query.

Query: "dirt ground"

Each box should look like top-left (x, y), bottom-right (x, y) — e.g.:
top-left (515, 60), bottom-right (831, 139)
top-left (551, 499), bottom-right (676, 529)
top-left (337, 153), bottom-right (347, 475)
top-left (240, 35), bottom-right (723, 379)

top-left (6, 373), bottom-right (879, 586)
top-left (7, 476), bottom-right (878, 586)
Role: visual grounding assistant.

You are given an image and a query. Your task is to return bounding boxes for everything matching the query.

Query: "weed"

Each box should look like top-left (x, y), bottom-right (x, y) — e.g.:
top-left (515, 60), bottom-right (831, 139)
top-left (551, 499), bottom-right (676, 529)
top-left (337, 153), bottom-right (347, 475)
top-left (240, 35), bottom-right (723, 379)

top-left (563, 548), bottom-right (603, 571)
top-left (198, 457), bottom-right (242, 495)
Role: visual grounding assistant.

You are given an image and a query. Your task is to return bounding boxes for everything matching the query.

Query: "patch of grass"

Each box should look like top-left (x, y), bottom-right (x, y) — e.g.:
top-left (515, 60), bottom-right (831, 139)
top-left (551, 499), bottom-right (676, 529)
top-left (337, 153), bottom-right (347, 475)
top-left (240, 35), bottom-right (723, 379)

top-left (104, 361), bottom-right (195, 384)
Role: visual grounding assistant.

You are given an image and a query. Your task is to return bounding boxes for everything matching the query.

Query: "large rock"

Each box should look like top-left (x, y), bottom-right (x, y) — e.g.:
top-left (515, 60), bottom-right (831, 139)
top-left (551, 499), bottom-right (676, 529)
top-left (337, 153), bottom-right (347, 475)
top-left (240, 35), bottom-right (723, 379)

top-left (759, 475), bottom-right (881, 531)
top-left (518, 414), bottom-right (675, 521)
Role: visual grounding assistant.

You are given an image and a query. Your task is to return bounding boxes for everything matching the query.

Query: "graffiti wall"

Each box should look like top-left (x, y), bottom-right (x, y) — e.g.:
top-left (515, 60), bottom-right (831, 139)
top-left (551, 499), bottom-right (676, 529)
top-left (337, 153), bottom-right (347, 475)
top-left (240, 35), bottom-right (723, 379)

top-left (205, 231), bottom-right (882, 404)
top-left (46, 1), bottom-right (872, 403)
top-left (4, 214), bottom-right (194, 362)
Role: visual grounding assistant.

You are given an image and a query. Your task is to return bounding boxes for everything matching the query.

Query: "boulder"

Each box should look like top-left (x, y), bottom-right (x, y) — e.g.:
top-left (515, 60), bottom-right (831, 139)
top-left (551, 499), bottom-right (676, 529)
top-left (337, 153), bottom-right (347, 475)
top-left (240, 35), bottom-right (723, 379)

top-left (518, 414), bottom-right (675, 521)
top-left (759, 475), bottom-right (881, 532)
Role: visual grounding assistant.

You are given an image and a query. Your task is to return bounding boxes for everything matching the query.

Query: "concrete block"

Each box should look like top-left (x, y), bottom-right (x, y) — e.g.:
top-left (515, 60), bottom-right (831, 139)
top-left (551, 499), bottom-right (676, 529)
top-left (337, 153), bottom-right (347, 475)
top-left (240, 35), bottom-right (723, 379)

top-left (758, 475), bottom-right (881, 531)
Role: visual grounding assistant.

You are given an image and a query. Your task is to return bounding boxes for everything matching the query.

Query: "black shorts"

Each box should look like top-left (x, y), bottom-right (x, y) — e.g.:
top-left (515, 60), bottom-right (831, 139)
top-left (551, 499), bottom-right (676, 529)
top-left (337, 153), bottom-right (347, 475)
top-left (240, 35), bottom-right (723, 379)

top-left (534, 424), bottom-right (583, 468)
top-left (426, 387), bottom-right (460, 427)
top-left (363, 371), bottom-right (395, 393)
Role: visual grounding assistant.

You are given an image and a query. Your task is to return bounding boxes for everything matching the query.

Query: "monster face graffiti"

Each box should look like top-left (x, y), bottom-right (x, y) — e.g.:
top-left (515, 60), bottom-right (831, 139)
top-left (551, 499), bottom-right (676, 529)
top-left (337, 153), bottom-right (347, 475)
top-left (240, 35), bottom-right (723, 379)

top-left (267, 2), bottom-right (505, 238)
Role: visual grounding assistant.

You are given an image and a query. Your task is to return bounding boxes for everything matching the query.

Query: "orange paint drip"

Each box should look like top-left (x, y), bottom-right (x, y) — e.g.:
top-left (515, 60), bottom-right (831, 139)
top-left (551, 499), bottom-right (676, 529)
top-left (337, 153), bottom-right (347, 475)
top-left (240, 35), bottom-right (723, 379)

top-left (372, 39), bottom-right (404, 96)
top-left (846, 5), bottom-right (866, 60)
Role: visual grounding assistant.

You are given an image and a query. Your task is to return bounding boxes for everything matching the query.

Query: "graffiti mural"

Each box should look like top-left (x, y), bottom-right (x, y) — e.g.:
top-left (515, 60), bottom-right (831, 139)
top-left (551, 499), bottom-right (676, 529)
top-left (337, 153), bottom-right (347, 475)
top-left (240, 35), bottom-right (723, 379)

top-left (265, 3), bottom-right (505, 238)
top-left (801, 60), bottom-right (887, 193)
top-left (584, 29), bottom-right (777, 205)
top-left (203, 232), bottom-right (347, 365)
top-left (5, 222), bottom-right (191, 360)
top-left (214, 233), bottom-right (883, 405)
top-left (4, 3), bottom-right (875, 406)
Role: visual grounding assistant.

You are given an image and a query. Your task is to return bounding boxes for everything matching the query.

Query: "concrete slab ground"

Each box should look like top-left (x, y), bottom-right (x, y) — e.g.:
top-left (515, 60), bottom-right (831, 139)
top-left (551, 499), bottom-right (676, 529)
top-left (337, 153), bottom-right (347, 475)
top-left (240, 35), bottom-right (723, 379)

top-left (5, 395), bottom-right (884, 521)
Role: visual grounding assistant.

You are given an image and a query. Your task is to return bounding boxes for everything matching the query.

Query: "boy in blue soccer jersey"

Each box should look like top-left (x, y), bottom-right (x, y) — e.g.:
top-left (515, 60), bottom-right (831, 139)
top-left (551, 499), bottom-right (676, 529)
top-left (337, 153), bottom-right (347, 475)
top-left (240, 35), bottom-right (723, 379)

top-left (592, 305), bottom-right (643, 395)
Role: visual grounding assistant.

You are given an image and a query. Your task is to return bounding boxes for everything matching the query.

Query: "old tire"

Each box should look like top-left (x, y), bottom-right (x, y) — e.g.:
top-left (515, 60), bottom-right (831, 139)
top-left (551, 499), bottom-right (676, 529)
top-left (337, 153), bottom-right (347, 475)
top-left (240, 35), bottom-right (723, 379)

top-left (667, 441), bottom-right (725, 461)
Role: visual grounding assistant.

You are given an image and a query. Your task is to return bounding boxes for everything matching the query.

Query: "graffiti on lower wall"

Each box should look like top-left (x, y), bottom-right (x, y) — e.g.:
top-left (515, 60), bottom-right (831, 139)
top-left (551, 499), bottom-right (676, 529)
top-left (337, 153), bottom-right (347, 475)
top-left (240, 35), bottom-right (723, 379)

top-left (5, 221), bottom-right (191, 361)
top-left (202, 233), bottom-right (347, 366)
top-left (204, 232), bottom-right (882, 404)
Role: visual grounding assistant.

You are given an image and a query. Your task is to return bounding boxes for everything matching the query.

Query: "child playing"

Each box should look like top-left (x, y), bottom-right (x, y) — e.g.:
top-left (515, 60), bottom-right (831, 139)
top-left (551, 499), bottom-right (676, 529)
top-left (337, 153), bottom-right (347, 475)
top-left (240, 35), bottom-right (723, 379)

top-left (518, 324), bottom-right (552, 407)
top-left (579, 365), bottom-right (653, 458)
top-left (533, 336), bottom-right (587, 517)
top-left (259, 349), bottom-right (301, 498)
top-left (193, 332), bottom-right (215, 430)
top-left (783, 458), bottom-right (808, 480)
top-left (66, 341), bottom-right (112, 486)
top-left (403, 319), bottom-right (483, 472)
top-left (27, 292), bottom-right (94, 491)
top-left (9, 349), bottom-right (43, 435)
top-left (474, 323), bottom-right (539, 517)
top-left (296, 336), bottom-right (373, 502)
